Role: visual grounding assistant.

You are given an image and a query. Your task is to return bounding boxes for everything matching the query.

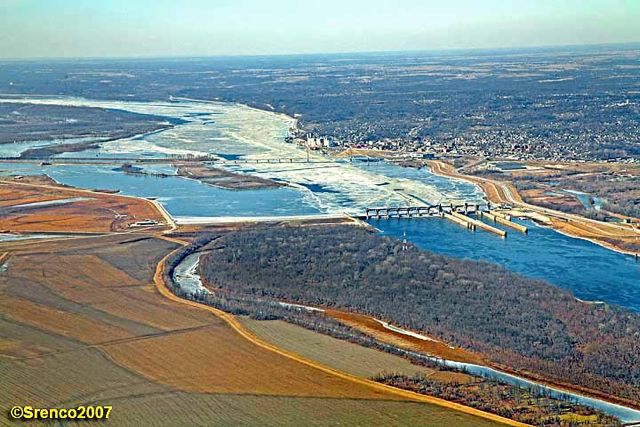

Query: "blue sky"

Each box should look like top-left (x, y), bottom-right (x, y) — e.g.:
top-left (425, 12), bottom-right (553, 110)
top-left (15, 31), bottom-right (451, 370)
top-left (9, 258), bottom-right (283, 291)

top-left (1, 0), bottom-right (639, 58)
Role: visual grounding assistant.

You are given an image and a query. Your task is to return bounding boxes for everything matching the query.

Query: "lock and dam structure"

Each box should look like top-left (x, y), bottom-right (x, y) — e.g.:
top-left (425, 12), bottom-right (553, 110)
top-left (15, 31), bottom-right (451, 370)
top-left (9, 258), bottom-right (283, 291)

top-left (359, 203), bottom-right (528, 237)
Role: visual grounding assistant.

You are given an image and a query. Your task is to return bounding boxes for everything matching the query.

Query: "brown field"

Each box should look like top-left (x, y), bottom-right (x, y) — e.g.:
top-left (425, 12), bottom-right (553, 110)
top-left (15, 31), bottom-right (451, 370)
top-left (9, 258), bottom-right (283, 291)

top-left (241, 318), bottom-right (440, 379)
top-left (520, 187), bottom-right (585, 212)
top-left (0, 178), bottom-right (166, 232)
top-left (326, 309), bottom-right (484, 365)
top-left (0, 233), bottom-right (507, 426)
top-left (105, 325), bottom-right (396, 398)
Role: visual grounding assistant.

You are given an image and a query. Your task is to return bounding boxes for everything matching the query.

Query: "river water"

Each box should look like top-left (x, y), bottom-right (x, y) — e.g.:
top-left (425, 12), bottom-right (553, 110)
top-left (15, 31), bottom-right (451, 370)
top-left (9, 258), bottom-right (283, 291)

top-left (2, 96), bottom-right (639, 421)
top-left (1, 96), bottom-right (637, 310)
top-left (372, 217), bottom-right (640, 311)
top-left (172, 253), bottom-right (640, 422)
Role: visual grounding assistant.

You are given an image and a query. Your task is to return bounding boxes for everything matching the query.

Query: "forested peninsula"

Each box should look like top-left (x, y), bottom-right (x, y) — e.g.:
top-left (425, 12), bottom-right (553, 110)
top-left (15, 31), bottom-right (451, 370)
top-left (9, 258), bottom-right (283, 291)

top-left (200, 225), bottom-right (640, 404)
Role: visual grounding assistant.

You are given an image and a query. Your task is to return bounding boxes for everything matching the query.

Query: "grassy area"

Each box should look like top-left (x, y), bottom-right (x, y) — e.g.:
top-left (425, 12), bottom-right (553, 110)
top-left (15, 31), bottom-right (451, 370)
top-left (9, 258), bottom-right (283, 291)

top-left (241, 318), bottom-right (436, 378)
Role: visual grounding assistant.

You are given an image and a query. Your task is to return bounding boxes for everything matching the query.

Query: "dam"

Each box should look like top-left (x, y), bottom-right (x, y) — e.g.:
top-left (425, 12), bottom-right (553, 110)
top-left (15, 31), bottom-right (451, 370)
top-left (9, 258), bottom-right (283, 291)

top-left (1, 96), bottom-right (638, 313)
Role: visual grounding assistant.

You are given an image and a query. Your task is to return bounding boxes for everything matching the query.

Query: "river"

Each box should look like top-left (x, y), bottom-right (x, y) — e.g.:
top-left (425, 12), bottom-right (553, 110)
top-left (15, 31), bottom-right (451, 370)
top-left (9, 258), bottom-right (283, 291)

top-left (3, 95), bottom-right (640, 421)
top-left (1, 96), bottom-right (637, 311)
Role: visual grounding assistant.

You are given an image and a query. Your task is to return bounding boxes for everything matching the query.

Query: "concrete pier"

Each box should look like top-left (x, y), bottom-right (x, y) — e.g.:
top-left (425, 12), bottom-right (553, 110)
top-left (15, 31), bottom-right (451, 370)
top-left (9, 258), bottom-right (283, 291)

top-left (443, 212), bottom-right (476, 230)
top-left (479, 211), bottom-right (498, 222)
top-left (452, 211), bottom-right (507, 237)
top-left (490, 210), bottom-right (512, 221)
top-left (489, 211), bottom-right (528, 234)
top-left (495, 216), bottom-right (528, 234)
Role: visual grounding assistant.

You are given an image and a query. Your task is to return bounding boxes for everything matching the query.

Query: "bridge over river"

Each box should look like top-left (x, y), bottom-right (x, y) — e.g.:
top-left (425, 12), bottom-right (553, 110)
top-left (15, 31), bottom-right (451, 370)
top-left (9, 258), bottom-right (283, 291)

top-left (0, 155), bottom-right (342, 165)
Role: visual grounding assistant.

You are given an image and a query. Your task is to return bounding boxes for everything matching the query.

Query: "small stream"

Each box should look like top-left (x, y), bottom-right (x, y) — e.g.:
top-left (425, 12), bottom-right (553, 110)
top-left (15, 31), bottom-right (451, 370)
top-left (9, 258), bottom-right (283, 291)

top-left (171, 252), bottom-right (210, 296)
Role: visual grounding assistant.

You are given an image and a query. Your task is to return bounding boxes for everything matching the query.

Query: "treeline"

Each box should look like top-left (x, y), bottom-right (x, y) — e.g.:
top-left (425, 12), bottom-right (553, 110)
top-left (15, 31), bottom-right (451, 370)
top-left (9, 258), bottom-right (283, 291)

top-left (163, 234), bottom-right (454, 371)
top-left (375, 374), bottom-right (621, 426)
top-left (199, 225), bottom-right (640, 403)
top-left (164, 233), bottom-right (622, 425)
top-left (0, 102), bottom-right (174, 146)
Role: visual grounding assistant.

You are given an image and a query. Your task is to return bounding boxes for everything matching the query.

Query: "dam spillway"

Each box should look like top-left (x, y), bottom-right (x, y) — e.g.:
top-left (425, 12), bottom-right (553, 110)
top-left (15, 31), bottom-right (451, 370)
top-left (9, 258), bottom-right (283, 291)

top-left (361, 203), bottom-right (510, 237)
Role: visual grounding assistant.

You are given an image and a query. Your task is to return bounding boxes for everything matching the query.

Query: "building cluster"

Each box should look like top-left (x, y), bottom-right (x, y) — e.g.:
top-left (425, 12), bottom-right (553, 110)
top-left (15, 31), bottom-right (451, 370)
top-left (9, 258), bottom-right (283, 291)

top-left (286, 132), bottom-right (339, 150)
top-left (290, 126), bottom-right (640, 163)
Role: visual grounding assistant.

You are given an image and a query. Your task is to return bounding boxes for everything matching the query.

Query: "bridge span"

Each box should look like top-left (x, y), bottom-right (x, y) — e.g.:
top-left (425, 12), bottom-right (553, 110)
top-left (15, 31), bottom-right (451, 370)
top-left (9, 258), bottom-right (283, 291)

top-left (0, 156), bottom-right (337, 165)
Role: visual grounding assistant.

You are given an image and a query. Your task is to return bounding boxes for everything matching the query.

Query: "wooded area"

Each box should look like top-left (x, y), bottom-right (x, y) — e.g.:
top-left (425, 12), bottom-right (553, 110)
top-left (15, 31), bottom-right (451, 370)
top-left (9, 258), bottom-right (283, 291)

top-left (199, 225), bottom-right (640, 403)
top-left (376, 374), bottom-right (620, 426)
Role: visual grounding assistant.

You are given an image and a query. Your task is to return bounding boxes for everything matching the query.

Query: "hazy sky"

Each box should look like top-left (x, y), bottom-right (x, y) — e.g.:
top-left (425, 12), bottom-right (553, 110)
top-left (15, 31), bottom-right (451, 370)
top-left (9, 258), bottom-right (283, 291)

top-left (1, 0), bottom-right (639, 58)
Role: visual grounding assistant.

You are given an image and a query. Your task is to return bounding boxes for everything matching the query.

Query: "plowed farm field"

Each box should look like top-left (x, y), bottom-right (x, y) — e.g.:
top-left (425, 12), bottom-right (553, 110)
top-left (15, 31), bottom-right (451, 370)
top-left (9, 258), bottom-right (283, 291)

top-left (0, 233), bottom-right (503, 426)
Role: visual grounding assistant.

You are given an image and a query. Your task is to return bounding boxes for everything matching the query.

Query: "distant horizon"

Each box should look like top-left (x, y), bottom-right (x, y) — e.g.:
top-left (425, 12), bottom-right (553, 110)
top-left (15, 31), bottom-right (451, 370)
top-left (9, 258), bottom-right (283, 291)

top-left (2, 40), bottom-right (640, 63)
top-left (2, 0), bottom-right (639, 60)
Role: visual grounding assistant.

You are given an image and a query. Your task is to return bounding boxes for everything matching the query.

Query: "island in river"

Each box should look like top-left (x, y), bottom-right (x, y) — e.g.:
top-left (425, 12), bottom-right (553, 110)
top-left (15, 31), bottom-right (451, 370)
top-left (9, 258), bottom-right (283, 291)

top-left (174, 162), bottom-right (285, 190)
top-left (0, 102), bottom-right (176, 149)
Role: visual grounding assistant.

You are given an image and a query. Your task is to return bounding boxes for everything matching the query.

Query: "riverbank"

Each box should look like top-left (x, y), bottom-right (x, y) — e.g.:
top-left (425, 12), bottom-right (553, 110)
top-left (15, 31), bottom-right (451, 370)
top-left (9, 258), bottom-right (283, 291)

top-left (426, 160), bottom-right (640, 257)
top-left (329, 290), bottom-right (640, 415)
top-left (160, 232), bottom-right (523, 427)
top-left (0, 176), bottom-right (168, 232)
top-left (197, 224), bottom-right (640, 419)
top-left (17, 122), bottom-right (177, 158)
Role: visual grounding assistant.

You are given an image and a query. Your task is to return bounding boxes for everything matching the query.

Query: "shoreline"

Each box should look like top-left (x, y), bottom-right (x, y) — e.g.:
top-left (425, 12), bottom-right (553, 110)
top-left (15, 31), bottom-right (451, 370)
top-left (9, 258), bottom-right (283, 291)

top-left (173, 162), bottom-right (286, 191)
top-left (550, 220), bottom-right (638, 258)
top-left (167, 95), bottom-right (300, 133)
top-left (18, 123), bottom-right (176, 159)
top-left (159, 240), bottom-right (527, 427)
top-left (173, 243), bottom-right (640, 419)
top-left (426, 159), bottom-right (640, 258)
top-left (522, 213), bottom-right (639, 259)
top-left (327, 304), bottom-right (640, 415)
